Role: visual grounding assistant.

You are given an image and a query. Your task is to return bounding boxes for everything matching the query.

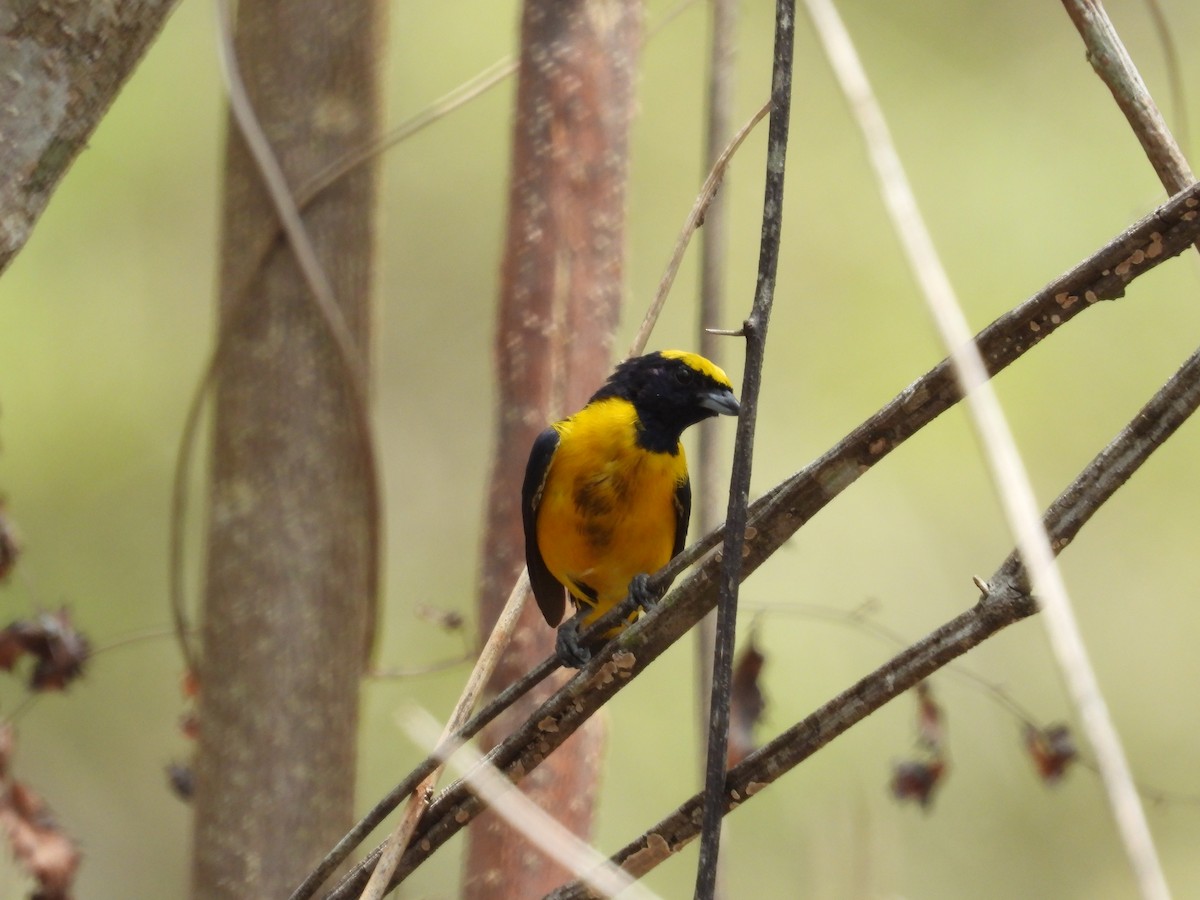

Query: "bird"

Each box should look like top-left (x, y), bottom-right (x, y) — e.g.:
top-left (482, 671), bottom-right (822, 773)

top-left (521, 350), bottom-right (740, 667)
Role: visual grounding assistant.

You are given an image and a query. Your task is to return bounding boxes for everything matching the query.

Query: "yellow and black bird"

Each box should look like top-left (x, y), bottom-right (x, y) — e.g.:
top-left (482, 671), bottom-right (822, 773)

top-left (522, 350), bottom-right (740, 666)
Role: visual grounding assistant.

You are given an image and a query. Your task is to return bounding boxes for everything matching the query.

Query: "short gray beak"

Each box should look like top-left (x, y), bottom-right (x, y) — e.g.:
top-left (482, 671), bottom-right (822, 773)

top-left (700, 387), bottom-right (740, 416)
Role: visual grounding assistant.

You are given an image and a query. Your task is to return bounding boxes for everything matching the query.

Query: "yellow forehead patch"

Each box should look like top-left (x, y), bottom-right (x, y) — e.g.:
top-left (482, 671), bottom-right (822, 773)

top-left (659, 349), bottom-right (733, 388)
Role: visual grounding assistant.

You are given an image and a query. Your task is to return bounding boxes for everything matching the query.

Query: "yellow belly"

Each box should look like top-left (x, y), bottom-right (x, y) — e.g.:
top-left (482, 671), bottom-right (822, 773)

top-left (536, 400), bottom-right (686, 625)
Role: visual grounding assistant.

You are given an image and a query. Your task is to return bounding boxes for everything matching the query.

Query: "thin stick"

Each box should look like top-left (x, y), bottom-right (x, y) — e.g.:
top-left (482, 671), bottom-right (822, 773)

top-left (399, 705), bottom-right (662, 900)
top-left (805, 1), bottom-right (1170, 897)
top-left (694, 0), bottom-right (741, 815)
top-left (626, 100), bottom-right (770, 359)
top-left (313, 179), bottom-right (1200, 897)
top-left (1061, 0), bottom-right (1194, 194)
top-left (1140, 0), bottom-right (1190, 159)
top-left (695, 2), bottom-right (794, 896)
top-left (548, 335), bottom-right (1200, 898)
top-left (357, 572), bottom-right (531, 900)
top-left (295, 55), bottom-right (518, 209)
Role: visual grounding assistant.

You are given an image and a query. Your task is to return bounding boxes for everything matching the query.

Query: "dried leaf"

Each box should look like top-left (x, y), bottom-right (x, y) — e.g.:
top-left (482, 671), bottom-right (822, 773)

top-left (0, 628), bottom-right (27, 672)
top-left (26, 611), bottom-right (89, 692)
top-left (0, 610), bottom-right (90, 692)
top-left (890, 758), bottom-right (946, 809)
top-left (1024, 723), bottom-right (1077, 784)
top-left (0, 778), bottom-right (81, 899)
top-left (727, 633), bottom-right (767, 768)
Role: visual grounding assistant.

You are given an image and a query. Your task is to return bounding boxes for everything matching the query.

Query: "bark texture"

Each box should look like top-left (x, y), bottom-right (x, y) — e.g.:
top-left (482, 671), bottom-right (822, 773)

top-left (0, 0), bottom-right (180, 275)
top-left (465, 1), bottom-right (644, 896)
top-left (191, 1), bottom-right (382, 896)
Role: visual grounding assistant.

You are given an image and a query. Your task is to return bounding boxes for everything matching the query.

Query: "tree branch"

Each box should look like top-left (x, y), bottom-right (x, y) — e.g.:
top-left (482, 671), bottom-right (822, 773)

top-left (319, 180), bottom-right (1200, 898)
top-left (1060, 0), bottom-right (1194, 195)
top-left (696, 0), bottom-right (794, 895)
top-left (548, 330), bottom-right (1200, 896)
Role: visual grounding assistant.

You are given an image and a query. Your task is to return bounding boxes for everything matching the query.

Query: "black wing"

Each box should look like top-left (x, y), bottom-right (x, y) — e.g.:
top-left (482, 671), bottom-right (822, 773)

top-left (521, 427), bottom-right (568, 626)
top-left (672, 474), bottom-right (692, 559)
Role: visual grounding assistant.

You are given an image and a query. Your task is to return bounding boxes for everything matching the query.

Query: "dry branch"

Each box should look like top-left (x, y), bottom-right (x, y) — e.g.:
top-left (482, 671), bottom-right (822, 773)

top-left (549, 327), bottom-right (1200, 896)
top-left (321, 179), bottom-right (1200, 899)
top-left (696, 0), bottom-right (795, 894)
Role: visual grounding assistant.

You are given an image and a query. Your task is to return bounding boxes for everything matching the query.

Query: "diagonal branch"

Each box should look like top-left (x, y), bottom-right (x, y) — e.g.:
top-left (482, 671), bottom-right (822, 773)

top-left (807, 0), bottom-right (1170, 895)
top-left (1061, 0), bottom-right (1194, 195)
top-left (319, 181), bottom-right (1200, 897)
top-left (548, 332), bottom-right (1200, 896)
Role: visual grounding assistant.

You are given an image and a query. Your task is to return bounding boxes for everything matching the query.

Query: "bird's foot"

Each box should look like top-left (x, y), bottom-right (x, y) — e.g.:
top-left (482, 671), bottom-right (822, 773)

top-left (628, 573), bottom-right (661, 615)
top-left (555, 617), bottom-right (592, 669)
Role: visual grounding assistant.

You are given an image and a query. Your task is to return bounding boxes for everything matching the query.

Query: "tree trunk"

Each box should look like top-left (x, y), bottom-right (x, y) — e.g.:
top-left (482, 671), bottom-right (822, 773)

top-left (191, 1), bottom-right (383, 896)
top-left (465, 1), bottom-right (643, 896)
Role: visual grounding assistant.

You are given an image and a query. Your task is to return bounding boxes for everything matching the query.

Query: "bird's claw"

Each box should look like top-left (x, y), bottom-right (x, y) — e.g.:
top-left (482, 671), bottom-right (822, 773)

top-left (555, 618), bottom-right (592, 669)
top-left (628, 573), bottom-right (660, 614)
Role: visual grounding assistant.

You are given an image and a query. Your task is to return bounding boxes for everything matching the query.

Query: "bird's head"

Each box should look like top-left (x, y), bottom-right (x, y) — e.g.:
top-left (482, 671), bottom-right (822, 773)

top-left (591, 350), bottom-right (740, 451)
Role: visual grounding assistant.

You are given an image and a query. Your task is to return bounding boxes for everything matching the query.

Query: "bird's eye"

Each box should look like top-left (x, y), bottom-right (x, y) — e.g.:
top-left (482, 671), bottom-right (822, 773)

top-left (674, 367), bottom-right (694, 385)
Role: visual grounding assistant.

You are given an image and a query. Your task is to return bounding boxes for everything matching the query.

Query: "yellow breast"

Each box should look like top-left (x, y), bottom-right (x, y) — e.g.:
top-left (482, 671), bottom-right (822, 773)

top-left (536, 398), bottom-right (687, 622)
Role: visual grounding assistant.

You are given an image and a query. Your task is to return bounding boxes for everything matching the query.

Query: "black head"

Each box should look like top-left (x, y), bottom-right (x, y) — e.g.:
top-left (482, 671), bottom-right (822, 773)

top-left (589, 350), bottom-right (740, 453)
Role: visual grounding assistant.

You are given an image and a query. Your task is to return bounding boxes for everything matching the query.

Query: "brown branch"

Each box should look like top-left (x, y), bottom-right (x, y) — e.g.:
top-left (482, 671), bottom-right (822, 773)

top-left (696, 0), bottom-right (794, 894)
top-left (0, 0), bottom-right (181, 276)
top-left (548, 329), bottom-right (1200, 896)
top-left (319, 179), bottom-right (1200, 899)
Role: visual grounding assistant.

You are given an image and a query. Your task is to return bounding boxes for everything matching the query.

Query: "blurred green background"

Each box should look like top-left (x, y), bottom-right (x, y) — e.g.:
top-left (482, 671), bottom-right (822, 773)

top-left (2, 0), bottom-right (1199, 896)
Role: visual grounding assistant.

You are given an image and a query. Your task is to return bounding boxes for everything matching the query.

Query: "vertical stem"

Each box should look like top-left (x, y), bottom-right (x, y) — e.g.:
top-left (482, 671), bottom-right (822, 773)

top-left (695, 1), bottom-right (795, 896)
top-left (694, 0), bottom-right (739, 767)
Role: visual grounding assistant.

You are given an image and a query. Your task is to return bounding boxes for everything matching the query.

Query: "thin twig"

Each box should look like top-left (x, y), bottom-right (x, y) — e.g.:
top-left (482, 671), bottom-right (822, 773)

top-left (367, 654), bottom-right (472, 679)
top-left (1141, 0), bottom-right (1190, 160)
top-left (1060, 0), bottom-right (1194, 194)
top-left (316, 182), bottom-right (1200, 897)
top-left (751, 598), bottom-right (1200, 808)
top-left (548, 335), bottom-right (1200, 898)
top-left (287, 652), bottom-right (558, 900)
top-left (399, 705), bottom-right (662, 900)
top-left (695, 0), bottom-right (741, 805)
top-left (295, 55), bottom-right (518, 209)
top-left (694, 2), bottom-right (794, 896)
top-left (805, 1), bottom-right (1170, 896)
top-left (626, 101), bottom-right (769, 360)
top-left (356, 573), bottom-right (531, 900)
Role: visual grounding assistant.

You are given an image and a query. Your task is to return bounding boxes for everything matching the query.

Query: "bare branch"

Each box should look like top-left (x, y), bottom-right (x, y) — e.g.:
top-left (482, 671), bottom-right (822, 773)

top-left (400, 705), bottom-right (661, 900)
top-left (320, 164), bottom-right (1200, 900)
top-left (696, 0), bottom-right (794, 894)
top-left (1061, 0), bottom-right (1194, 194)
top-left (806, 0), bottom-right (1171, 896)
top-left (549, 332), bottom-right (1200, 897)
top-left (357, 575), bottom-right (531, 899)
top-left (626, 100), bottom-right (769, 360)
